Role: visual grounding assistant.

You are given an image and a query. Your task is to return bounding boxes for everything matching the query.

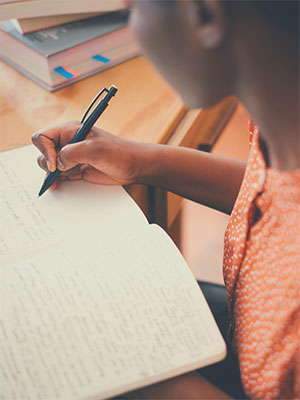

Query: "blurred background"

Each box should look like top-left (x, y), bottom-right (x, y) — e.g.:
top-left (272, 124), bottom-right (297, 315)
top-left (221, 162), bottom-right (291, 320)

top-left (182, 103), bottom-right (250, 285)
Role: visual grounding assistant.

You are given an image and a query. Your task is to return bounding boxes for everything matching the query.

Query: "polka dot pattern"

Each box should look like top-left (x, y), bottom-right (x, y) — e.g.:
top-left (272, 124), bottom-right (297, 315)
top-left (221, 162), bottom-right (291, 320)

top-left (223, 122), bottom-right (300, 399)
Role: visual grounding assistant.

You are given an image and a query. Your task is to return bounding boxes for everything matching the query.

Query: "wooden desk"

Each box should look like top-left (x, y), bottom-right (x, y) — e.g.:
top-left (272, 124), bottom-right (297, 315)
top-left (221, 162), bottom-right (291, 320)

top-left (0, 56), bottom-right (237, 239)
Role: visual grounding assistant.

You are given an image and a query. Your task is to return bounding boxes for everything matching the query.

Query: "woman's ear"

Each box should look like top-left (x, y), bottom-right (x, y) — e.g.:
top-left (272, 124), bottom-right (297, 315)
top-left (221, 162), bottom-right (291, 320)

top-left (186, 0), bottom-right (228, 48)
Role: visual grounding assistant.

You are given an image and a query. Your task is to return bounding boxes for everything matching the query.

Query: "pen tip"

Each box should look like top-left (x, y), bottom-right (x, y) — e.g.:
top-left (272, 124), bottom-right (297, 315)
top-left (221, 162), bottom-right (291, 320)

top-left (38, 186), bottom-right (46, 197)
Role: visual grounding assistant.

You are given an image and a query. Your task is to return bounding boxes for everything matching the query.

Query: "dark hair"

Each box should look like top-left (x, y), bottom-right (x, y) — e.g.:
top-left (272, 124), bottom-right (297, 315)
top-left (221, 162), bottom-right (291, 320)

top-left (254, 0), bottom-right (299, 37)
top-left (160, 0), bottom-right (299, 38)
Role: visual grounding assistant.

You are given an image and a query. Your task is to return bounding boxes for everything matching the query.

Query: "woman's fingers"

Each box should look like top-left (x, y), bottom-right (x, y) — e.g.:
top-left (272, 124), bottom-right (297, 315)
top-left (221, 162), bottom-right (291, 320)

top-left (33, 134), bottom-right (58, 172)
top-left (37, 155), bottom-right (48, 172)
top-left (57, 140), bottom-right (101, 172)
top-left (32, 121), bottom-right (82, 172)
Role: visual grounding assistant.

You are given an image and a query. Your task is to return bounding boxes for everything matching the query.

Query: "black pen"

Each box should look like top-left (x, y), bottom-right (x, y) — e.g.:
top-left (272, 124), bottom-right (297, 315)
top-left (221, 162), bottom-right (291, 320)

top-left (38, 85), bottom-right (118, 197)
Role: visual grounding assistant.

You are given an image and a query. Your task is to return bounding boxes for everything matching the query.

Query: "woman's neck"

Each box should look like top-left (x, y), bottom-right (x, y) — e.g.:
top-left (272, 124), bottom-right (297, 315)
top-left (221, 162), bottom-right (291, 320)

top-left (235, 20), bottom-right (299, 170)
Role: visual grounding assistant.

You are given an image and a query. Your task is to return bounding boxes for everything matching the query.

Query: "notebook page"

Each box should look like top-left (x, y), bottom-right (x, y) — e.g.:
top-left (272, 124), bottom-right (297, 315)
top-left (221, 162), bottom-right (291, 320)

top-left (0, 153), bottom-right (59, 262)
top-left (0, 145), bottom-right (147, 265)
top-left (1, 225), bottom-right (225, 400)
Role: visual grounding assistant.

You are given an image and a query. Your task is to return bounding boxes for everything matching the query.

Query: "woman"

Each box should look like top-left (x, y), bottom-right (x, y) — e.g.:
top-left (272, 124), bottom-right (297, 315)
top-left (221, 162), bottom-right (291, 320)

top-left (32, 1), bottom-right (299, 398)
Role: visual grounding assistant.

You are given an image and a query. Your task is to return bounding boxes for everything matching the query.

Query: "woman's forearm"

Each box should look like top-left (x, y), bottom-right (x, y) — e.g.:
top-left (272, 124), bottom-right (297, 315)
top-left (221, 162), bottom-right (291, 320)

top-left (125, 371), bottom-right (231, 399)
top-left (137, 143), bottom-right (246, 215)
top-left (31, 123), bottom-right (246, 214)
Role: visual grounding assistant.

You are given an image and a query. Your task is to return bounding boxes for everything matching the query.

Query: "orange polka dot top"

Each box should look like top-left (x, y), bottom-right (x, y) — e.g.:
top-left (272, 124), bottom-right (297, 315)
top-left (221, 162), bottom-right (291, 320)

top-left (223, 121), bottom-right (300, 399)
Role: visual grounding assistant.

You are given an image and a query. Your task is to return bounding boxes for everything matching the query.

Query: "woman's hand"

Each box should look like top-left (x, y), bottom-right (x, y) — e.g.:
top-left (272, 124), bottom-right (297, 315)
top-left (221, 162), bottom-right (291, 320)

top-left (32, 120), bottom-right (246, 214)
top-left (32, 121), bottom-right (143, 189)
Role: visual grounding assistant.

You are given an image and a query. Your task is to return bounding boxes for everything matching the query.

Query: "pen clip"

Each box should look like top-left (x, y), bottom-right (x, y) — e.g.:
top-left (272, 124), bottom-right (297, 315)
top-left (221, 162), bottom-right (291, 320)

top-left (81, 87), bottom-right (109, 124)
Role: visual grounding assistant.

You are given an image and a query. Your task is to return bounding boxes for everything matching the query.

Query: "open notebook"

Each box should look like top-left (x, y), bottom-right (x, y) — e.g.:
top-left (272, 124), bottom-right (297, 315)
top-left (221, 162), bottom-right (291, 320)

top-left (0, 145), bottom-right (226, 400)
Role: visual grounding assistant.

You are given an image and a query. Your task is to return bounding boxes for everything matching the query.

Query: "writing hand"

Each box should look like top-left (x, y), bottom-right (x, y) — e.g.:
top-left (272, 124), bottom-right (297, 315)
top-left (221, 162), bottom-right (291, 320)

top-left (32, 121), bottom-right (143, 189)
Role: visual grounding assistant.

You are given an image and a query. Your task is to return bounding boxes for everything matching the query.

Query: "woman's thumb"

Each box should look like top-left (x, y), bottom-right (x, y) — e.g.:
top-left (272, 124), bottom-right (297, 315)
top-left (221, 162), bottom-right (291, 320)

top-left (57, 141), bottom-right (93, 171)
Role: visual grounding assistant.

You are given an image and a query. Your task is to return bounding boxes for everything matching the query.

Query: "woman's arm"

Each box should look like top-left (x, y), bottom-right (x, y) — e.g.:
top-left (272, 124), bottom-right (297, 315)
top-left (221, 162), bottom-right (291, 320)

top-left (124, 372), bottom-right (231, 399)
top-left (32, 122), bottom-right (246, 214)
top-left (137, 143), bottom-right (246, 214)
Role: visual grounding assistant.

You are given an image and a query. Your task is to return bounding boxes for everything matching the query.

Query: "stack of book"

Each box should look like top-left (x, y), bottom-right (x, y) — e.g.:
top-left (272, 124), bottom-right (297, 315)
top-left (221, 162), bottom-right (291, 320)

top-left (0, 0), bottom-right (140, 91)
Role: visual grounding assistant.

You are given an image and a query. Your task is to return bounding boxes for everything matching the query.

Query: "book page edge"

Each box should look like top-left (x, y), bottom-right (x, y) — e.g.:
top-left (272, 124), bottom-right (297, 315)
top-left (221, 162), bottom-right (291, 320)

top-left (86, 347), bottom-right (227, 400)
